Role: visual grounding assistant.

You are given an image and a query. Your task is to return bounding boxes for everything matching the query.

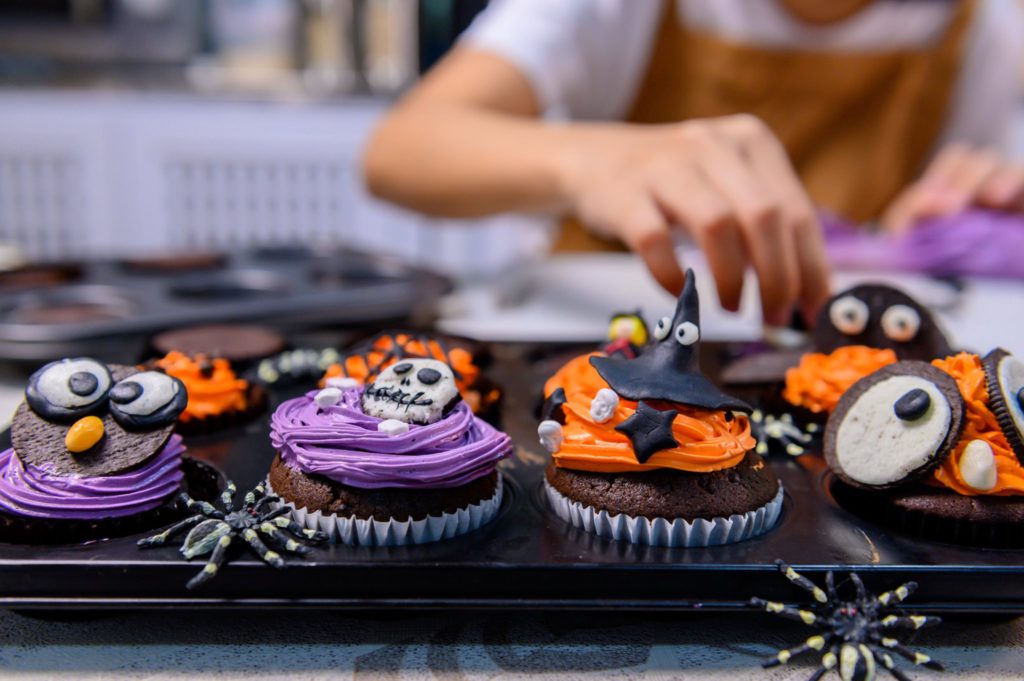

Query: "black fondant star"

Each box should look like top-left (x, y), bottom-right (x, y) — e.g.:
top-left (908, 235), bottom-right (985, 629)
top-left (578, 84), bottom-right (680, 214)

top-left (615, 400), bottom-right (679, 464)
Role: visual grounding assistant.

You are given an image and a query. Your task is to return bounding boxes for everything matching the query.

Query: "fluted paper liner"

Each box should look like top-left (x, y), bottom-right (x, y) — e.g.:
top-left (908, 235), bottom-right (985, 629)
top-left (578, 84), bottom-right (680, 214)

top-left (266, 473), bottom-right (503, 546)
top-left (545, 480), bottom-right (783, 547)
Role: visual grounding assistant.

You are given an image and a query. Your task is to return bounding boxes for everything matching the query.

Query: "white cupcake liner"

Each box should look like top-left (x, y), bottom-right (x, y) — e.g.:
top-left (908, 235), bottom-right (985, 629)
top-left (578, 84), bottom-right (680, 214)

top-left (544, 480), bottom-right (784, 547)
top-left (266, 472), bottom-right (503, 547)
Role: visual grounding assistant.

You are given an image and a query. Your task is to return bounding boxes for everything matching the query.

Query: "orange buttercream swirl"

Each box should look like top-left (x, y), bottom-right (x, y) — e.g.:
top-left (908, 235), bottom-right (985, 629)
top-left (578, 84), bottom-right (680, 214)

top-left (322, 334), bottom-right (480, 395)
top-left (783, 346), bottom-right (898, 414)
top-left (543, 353), bottom-right (754, 474)
top-left (152, 351), bottom-right (248, 423)
top-left (928, 353), bottom-right (1024, 496)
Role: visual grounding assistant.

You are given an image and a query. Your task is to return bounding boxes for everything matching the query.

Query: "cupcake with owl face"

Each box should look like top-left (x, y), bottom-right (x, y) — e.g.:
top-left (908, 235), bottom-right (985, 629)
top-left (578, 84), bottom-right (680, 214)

top-left (268, 357), bottom-right (512, 546)
top-left (0, 357), bottom-right (217, 543)
top-left (539, 271), bottom-right (782, 547)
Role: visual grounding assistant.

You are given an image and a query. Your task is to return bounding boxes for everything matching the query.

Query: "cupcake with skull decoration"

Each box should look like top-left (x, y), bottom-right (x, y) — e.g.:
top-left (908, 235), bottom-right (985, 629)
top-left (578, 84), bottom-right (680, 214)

top-left (0, 357), bottom-right (218, 543)
top-left (268, 357), bottom-right (512, 545)
top-left (539, 270), bottom-right (782, 547)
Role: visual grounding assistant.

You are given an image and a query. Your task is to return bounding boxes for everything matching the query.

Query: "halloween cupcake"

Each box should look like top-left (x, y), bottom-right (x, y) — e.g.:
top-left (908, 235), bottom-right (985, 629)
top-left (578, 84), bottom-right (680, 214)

top-left (826, 350), bottom-right (1024, 547)
top-left (539, 271), bottom-right (782, 547)
top-left (320, 331), bottom-right (500, 419)
top-left (146, 351), bottom-right (267, 436)
top-left (268, 358), bottom-right (512, 546)
top-left (0, 357), bottom-right (217, 543)
top-left (782, 284), bottom-right (953, 420)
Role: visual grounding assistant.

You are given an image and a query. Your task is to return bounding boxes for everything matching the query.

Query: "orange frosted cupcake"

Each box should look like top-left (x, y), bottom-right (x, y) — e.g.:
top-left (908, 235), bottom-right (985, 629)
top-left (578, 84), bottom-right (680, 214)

top-left (539, 271), bottom-right (781, 546)
top-left (826, 351), bottom-right (1024, 547)
top-left (146, 351), bottom-right (267, 436)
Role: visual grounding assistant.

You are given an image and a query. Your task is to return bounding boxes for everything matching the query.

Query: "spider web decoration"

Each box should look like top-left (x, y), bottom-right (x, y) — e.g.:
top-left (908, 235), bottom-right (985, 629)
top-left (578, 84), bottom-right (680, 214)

top-left (138, 480), bottom-right (327, 590)
top-left (750, 560), bottom-right (943, 681)
top-left (750, 409), bottom-right (818, 457)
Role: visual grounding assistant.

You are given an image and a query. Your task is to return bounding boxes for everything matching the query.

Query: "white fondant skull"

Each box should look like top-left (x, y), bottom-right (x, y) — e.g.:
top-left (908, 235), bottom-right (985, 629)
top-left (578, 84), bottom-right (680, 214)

top-left (361, 358), bottom-right (460, 425)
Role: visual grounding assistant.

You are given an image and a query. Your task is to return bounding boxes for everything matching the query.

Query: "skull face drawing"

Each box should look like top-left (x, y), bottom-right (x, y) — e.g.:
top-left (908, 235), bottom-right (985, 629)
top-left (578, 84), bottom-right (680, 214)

top-left (360, 358), bottom-right (461, 425)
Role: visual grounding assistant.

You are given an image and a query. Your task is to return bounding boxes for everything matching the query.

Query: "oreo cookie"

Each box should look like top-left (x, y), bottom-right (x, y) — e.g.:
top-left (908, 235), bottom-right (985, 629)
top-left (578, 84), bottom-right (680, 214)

top-left (825, 361), bottom-right (965, 489)
top-left (814, 284), bottom-right (952, 361)
top-left (12, 365), bottom-right (176, 477)
top-left (982, 348), bottom-right (1024, 464)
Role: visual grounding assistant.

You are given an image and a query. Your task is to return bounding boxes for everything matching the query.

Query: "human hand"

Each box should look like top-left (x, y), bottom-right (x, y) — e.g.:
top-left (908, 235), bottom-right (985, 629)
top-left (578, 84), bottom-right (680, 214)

top-left (882, 143), bottom-right (1024, 234)
top-left (560, 114), bottom-right (830, 325)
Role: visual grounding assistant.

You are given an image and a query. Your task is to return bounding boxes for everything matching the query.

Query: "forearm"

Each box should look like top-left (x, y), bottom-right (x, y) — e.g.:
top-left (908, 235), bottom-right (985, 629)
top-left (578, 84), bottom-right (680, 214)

top-left (363, 101), bottom-right (626, 219)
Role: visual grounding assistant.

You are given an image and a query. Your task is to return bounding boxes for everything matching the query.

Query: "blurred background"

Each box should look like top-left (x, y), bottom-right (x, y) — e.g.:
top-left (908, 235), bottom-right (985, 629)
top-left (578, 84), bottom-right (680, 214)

top-left (0, 0), bottom-right (550, 276)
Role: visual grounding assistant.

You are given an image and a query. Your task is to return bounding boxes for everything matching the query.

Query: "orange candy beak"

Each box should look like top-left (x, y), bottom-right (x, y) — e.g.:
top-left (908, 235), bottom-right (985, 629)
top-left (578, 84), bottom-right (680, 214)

top-left (65, 415), bottom-right (104, 453)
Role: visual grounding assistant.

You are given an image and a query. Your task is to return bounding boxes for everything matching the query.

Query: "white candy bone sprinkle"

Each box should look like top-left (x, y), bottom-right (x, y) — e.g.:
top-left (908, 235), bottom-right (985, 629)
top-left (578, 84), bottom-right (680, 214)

top-left (538, 420), bottom-right (564, 454)
top-left (314, 387), bottom-right (343, 408)
top-left (378, 419), bottom-right (410, 436)
top-left (325, 376), bottom-right (360, 390)
top-left (589, 388), bottom-right (619, 423)
top-left (959, 439), bottom-right (997, 492)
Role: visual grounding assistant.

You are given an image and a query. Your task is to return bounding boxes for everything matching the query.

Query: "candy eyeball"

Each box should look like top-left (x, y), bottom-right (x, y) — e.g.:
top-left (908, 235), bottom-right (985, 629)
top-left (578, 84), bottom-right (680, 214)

top-left (674, 321), bottom-right (699, 346)
top-left (829, 295), bottom-right (870, 336)
top-left (26, 357), bottom-right (113, 422)
top-left (653, 316), bottom-right (671, 341)
top-left (880, 304), bottom-right (921, 342)
top-left (108, 371), bottom-right (188, 430)
top-left (361, 358), bottom-right (460, 425)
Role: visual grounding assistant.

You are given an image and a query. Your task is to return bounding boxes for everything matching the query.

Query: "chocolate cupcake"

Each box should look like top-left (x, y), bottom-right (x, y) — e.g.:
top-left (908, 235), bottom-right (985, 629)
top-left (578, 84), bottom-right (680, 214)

top-left (539, 271), bottom-right (782, 547)
top-left (147, 351), bottom-right (267, 436)
top-left (320, 331), bottom-right (501, 420)
top-left (0, 357), bottom-right (217, 543)
top-left (826, 352), bottom-right (1024, 547)
top-left (269, 358), bottom-right (512, 546)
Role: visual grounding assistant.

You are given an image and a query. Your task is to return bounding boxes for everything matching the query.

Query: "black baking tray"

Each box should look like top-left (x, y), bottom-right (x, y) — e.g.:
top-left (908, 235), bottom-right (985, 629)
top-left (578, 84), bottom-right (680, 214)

top-left (0, 341), bottom-right (1022, 613)
top-left (0, 249), bottom-right (447, 362)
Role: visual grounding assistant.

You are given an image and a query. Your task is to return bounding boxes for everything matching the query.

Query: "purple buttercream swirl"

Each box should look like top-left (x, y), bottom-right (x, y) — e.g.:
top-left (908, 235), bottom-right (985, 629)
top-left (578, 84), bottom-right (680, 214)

top-left (270, 388), bottom-right (512, 489)
top-left (0, 435), bottom-right (186, 520)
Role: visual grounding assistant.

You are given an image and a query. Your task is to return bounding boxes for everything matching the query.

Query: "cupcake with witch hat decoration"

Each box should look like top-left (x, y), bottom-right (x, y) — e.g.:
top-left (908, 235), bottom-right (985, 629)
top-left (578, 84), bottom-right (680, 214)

top-left (540, 270), bottom-right (782, 547)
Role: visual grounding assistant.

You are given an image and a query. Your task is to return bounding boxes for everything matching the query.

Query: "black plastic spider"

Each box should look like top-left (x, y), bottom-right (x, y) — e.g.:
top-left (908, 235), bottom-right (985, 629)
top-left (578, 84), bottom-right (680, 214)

top-left (750, 409), bottom-right (818, 457)
top-left (138, 480), bottom-right (326, 590)
top-left (750, 560), bottom-right (943, 681)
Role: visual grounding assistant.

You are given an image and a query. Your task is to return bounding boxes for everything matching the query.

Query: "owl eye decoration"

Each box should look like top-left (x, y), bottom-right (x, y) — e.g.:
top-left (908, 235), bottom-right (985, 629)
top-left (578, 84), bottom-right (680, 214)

top-left (880, 305), bottom-right (921, 343)
top-left (108, 371), bottom-right (188, 430)
top-left (829, 296), bottom-right (870, 336)
top-left (26, 358), bottom-right (113, 423)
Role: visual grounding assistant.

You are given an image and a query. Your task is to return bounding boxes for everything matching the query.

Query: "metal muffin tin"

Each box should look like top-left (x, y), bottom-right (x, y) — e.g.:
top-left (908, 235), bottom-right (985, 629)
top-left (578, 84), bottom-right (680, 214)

top-left (0, 341), bottom-right (1023, 613)
top-left (0, 249), bottom-right (448, 362)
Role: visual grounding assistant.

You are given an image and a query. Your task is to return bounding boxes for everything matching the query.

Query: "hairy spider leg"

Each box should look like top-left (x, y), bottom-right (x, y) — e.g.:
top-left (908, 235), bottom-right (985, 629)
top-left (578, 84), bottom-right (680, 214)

top-left (825, 571), bottom-right (838, 602)
top-left (871, 635), bottom-right (944, 670)
top-left (850, 572), bottom-right (868, 603)
top-left (186, 534), bottom-right (232, 590)
top-left (241, 528), bottom-right (284, 568)
top-left (870, 649), bottom-right (913, 681)
top-left (178, 493), bottom-right (225, 520)
top-left (876, 582), bottom-right (918, 607)
top-left (749, 597), bottom-right (826, 627)
top-left (271, 515), bottom-right (327, 542)
top-left (876, 614), bottom-right (942, 631)
top-left (762, 633), bottom-right (836, 669)
top-left (220, 481), bottom-right (237, 511)
top-left (776, 560), bottom-right (829, 604)
top-left (136, 515), bottom-right (204, 548)
top-left (243, 481), bottom-right (267, 507)
top-left (259, 522), bottom-right (313, 554)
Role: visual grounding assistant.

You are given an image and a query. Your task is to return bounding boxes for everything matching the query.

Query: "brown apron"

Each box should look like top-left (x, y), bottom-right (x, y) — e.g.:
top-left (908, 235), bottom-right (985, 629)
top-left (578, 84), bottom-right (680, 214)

top-left (556, 0), bottom-right (974, 251)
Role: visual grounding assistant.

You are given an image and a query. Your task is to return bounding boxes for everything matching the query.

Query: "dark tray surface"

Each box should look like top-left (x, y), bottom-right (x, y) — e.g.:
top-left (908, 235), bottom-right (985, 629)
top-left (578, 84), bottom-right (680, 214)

top-left (1, 342), bottom-right (1022, 612)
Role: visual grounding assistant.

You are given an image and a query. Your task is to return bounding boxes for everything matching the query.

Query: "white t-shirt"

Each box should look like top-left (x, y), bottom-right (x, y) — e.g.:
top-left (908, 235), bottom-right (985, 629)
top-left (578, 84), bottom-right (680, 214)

top-left (463, 0), bottom-right (1023, 154)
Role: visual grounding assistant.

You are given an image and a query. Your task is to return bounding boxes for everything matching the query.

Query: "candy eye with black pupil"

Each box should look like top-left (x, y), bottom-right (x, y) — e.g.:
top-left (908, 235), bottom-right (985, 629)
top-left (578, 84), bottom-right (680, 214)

top-left (26, 357), bottom-right (113, 422)
top-left (674, 321), bottom-right (699, 346)
top-left (880, 304), bottom-right (921, 342)
top-left (417, 368), bottom-right (442, 385)
top-left (894, 388), bottom-right (931, 421)
top-left (653, 317), bottom-right (671, 341)
top-left (108, 371), bottom-right (187, 430)
top-left (829, 296), bottom-right (869, 336)
top-left (393, 363), bottom-right (413, 375)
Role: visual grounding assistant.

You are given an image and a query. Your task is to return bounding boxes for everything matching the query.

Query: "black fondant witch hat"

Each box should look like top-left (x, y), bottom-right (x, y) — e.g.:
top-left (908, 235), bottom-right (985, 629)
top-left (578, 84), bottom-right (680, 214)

top-left (590, 269), bottom-right (752, 413)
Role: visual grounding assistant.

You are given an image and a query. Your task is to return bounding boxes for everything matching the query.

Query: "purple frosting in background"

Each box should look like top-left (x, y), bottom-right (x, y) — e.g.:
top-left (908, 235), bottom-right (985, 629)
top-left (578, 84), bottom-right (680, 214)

top-left (0, 435), bottom-right (186, 520)
top-left (271, 388), bottom-right (512, 489)
top-left (823, 209), bottom-right (1024, 279)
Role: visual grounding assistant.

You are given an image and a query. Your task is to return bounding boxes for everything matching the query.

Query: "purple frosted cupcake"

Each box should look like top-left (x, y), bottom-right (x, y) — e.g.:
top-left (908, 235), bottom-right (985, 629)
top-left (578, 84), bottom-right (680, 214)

top-left (268, 358), bottom-right (511, 545)
top-left (0, 357), bottom-right (218, 543)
